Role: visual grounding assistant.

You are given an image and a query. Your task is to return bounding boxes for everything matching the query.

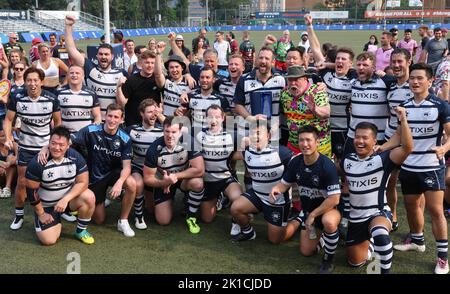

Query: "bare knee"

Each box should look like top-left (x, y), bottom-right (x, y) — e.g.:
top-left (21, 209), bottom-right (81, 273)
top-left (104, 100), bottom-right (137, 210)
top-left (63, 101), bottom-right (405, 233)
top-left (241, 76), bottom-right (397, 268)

top-left (189, 178), bottom-right (204, 192)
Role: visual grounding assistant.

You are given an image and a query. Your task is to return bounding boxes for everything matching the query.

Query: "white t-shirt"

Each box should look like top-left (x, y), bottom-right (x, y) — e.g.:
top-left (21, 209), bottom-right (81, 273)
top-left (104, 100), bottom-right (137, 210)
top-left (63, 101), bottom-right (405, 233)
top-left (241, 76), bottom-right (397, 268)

top-left (214, 41), bottom-right (230, 66)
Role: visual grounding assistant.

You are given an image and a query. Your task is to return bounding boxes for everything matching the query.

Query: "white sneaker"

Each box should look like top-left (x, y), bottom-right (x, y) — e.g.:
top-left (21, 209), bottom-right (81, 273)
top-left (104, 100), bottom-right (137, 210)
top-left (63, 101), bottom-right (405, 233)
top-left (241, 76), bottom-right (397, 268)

top-left (61, 212), bottom-right (77, 222)
top-left (1, 187), bottom-right (11, 198)
top-left (117, 219), bottom-right (135, 237)
top-left (104, 198), bottom-right (111, 208)
top-left (134, 217), bottom-right (147, 230)
top-left (230, 223), bottom-right (241, 236)
top-left (393, 241), bottom-right (426, 252)
top-left (435, 258), bottom-right (449, 274)
top-left (10, 217), bottom-right (23, 230)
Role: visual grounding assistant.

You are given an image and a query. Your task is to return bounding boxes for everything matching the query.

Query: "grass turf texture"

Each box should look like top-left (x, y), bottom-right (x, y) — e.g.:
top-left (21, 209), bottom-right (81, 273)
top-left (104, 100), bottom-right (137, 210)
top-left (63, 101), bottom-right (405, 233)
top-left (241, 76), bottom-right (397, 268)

top-left (2, 30), bottom-right (447, 274)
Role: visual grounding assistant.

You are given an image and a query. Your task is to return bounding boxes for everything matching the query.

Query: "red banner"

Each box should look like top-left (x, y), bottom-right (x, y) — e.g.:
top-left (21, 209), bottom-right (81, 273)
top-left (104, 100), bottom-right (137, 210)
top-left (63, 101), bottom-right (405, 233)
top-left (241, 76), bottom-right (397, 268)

top-left (365, 9), bottom-right (450, 18)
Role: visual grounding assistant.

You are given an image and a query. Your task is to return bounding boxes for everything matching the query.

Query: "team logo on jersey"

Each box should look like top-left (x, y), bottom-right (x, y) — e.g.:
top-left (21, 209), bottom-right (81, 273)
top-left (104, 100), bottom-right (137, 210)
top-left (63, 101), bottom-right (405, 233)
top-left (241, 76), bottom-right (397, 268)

top-left (85, 98), bottom-right (91, 104)
top-left (250, 82), bottom-right (256, 88)
top-left (424, 177), bottom-right (435, 187)
top-left (346, 162), bottom-right (352, 169)
top-left (42, 105), bottom-right (48, 111)
top-left (271, 211), bottom-right (281, 223)
top-left (247, 155), bottom-right (252, 162)
top-left (62, 97), bottom-right (69, 103)
top-left (157, 145), bottom-right (163, 151)
top-left (21, 105), bottom-right (28, 111)
top-left (365, 162), bottom-right (374, 170)
top-left (96, 135), bottom-right (103, 142)
top-left (47, 171), bottom-right (54, 178)
top-left (192, 101), bottom-right (198, 107)
top-left (113, 139), bottom-right (121, 149)
top-left (304, 168), bottom-right (311, 173)
top-left (296, 173), bottom-right (301, 180)
top-left (311, 175), bottom-right (320, 187)
top-left (423, 111), bottom-right (431, 118)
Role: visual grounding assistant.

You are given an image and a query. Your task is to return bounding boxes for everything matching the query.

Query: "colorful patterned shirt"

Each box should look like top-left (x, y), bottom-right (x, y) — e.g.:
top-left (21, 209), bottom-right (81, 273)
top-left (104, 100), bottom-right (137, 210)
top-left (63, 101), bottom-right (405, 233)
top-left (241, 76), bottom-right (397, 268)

top-left (280, 84), bottom-right (331, 157)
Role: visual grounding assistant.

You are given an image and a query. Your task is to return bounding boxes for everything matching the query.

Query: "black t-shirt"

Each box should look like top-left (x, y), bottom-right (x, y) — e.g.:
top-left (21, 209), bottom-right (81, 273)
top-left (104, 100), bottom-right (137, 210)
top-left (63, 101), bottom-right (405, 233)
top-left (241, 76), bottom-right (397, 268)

top-left (421, 37), bottom-right (430, 49)
top-left (122, 72), bottom-right (162, 126)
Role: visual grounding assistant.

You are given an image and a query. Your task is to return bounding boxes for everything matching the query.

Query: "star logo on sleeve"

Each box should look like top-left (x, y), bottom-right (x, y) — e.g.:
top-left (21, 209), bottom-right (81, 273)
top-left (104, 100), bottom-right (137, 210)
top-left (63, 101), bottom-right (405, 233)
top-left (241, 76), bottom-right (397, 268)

top-left (250, 82), bottom-right (256, 88)
top-left (346, 162), bottom-right (352, 169)
top-left (135, 133), bottom-right (141, 139)
top-left (47, 171), bottom-right (54, 178)
top-left (62, 97), bottom-right (69, 103)
top-left (247, 155), bottom-right (252, 162)
top-left (21, 105), bottom-right (28, 111)
top-left (161, 159), bottom-right (166, 165)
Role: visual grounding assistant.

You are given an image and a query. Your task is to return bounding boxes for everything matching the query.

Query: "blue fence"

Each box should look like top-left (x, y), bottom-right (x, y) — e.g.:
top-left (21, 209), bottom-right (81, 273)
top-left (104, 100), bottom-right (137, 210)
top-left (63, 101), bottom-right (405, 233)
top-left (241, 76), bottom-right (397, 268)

top-left (9, 23), bottom-right (450, 43)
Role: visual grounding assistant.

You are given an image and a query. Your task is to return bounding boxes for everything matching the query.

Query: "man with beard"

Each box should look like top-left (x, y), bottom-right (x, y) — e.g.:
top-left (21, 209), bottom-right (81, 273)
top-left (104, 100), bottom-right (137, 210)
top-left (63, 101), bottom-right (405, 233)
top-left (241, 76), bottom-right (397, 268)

top-left (143, 116), bottom-right (205, 234)
top-left (383, 48), bottom-right (415, 231)
top-left (419, 27), bottom-right (449, 73)
top-left (233, 47), bottom-right (285, 144)
top-left (116, 50), bottom-right (163, 126)
top-left (176, 67), bottom-right (230, 132)
top-left (126, 99), bottom-right (163, 230)
top-left (214, 54), bottom-right (245, 116)
top-left (65, 15), bottom-right (128, 121)
top-left (375, 32), bottom-right (394, 72)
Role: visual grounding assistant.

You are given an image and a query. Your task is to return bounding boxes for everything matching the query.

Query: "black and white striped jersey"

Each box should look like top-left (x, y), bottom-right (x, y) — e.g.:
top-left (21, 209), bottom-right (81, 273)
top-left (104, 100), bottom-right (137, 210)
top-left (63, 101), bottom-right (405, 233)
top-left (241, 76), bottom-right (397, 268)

top-left (162, 77), bottom-right (190, 116)
top-left (57, 85), bottom-right (100, 133)
top-left (84, 58), bottom-right (127, 120)
top-left (7, 89), bottom-right (59, 152)
top-left (385, 82), bottom-right (413, 140)
top-left (195, 129), bottom-right (235, 182)
top-left (188, 89), bottom-right (230, 128)
top-left (348, 75), bottom-right (396, 141)
top-left (243, 145), bottom-right (293, 205)
top-left (341, 150), bottom-right (396, 223)
top-left (25, 148), bottom-right (88, 207)
top-left (126, 124), bottom-right (163, 171)
top-left (144, 136), bottom-right (202, 174)
top-left (319, 69), bottom-right (356, 133)
top-left (400, 95), bottom-right (450, 172)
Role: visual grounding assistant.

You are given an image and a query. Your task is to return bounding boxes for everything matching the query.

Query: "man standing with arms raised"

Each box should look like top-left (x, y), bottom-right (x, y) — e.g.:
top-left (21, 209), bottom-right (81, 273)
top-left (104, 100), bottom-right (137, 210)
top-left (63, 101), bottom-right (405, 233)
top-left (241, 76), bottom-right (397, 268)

top-left (64, 15), bottom-right (128, 121)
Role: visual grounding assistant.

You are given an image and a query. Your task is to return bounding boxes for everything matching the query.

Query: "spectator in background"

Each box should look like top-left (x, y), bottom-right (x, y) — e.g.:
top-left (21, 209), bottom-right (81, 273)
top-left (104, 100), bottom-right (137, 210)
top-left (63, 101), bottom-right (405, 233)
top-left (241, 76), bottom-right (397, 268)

top-left (192, 37), bottom-right (206, 65)
top-left (29, 37), bottom-right (43, 63)
top-left (274, 30), bottom-right (295, 72)
top-left (192, 28), bottom-right (210, 51)
top-left (375, 31), bottom-right (394, 71)
top-left (239, 30), bottom-right (256, 73)
top-left (214, 31), bottom-right (230, 71)
top-left (226, 31), bottom-right (239, 55)
top-left (4, 32), bottom-right (24, 56)
top-left (419, 27), bottom-right (449, 73)
top-left (398, 29), bottom-right (418, 58)
top-left (442, 28), bottom-right (450, 51)
top-left (363, 34), bottom-right (378, 54)
top-left (389, 27), bottom-right (399, 48)
top-left (123, 39), bottom-right (137, 71)
top-left (169, 35), bottom-right (191, 61)
top-left (113, 31), bottom-right (126, 51)
top-left (147, 38), bottom-right (157, 54)
top-left (48, 33), bottom-right (58, 55)
top-left (298, 31), bottom-right (310, 52)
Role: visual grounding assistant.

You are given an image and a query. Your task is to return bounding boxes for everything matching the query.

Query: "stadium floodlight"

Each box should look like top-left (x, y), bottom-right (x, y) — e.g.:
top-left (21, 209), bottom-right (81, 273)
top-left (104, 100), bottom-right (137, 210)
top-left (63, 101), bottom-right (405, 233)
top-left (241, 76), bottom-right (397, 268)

top-left (103, 0), bottom-right (110, 44)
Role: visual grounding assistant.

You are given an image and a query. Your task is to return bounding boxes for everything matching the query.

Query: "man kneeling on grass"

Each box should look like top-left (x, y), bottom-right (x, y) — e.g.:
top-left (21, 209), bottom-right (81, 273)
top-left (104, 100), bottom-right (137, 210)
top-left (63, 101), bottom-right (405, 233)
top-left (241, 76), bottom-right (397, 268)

top-left (26, 126), bottom-right (96, 245)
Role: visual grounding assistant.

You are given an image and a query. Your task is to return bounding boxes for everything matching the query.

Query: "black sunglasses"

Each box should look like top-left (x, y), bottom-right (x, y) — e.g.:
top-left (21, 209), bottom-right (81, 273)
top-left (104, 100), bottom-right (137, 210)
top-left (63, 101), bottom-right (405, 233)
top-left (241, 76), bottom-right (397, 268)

top-left (14, 67), bottom-right (25, 71)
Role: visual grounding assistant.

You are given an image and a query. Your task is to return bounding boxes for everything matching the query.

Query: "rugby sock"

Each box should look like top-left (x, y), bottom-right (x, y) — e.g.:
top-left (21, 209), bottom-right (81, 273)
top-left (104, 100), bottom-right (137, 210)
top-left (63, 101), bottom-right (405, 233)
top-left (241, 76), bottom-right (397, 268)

top-left (76, 218), bottom-right (91, 233)
top-left (134, 194), bottom-right (144, 220)
top-left (241, 224), bottom-right (254, 235)
top-left (15, 207), bottom-right (24, 220)
top-left (341, 193), bottom-right (350, 219)
top-left (410, 232), bottom-right (425, 245)
top-left (436, 239), bottom-right (448, 260)
top-left (244, 176), bottom-right (252, 192)
top-left (368, 238), bottom-right (375, 259)
top-left (322, 230), bottom-right (339, 263)
top-left (371, 226), bottom-right (393, 274)
top-left (186, 189), bottom-right (204, 218)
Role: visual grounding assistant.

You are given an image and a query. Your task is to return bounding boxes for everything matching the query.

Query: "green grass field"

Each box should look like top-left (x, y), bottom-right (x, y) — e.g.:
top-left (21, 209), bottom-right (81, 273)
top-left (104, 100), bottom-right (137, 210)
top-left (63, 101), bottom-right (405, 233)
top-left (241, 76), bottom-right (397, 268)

top-left (2, 30), bottom-right (448, 274)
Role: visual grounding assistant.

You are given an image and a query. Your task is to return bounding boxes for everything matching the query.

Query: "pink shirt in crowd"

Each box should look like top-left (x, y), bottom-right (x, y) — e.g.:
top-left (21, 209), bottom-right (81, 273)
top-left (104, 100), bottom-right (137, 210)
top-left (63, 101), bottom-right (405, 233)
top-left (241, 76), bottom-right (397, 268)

top-left (375, 47), bottom-right (394, 71)
top-left (398, 39), bottom-right (418, 56)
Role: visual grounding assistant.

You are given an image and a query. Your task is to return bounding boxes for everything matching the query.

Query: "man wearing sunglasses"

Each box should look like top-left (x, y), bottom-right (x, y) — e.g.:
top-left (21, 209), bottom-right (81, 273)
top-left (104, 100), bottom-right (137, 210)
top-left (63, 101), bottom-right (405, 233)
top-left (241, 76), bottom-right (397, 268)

top-left (4, 33), bottom-right (24, 56)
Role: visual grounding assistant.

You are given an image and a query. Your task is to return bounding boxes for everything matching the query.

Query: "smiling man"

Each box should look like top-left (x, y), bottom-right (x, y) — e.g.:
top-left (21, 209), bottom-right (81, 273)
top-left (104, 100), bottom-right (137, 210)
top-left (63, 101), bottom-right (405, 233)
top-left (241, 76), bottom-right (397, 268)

top-left (3, 67), bottom-right (61, 231)
top-left (70, 103), bottom-right (137, 237)
top-left (65, 15), bottom-right (128, 121)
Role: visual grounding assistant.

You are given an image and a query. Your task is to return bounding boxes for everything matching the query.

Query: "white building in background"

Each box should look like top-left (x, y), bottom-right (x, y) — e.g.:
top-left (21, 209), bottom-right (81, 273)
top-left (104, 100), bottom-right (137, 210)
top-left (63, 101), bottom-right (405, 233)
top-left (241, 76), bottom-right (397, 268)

top-left (251, 0), bottom-right (286, 12)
